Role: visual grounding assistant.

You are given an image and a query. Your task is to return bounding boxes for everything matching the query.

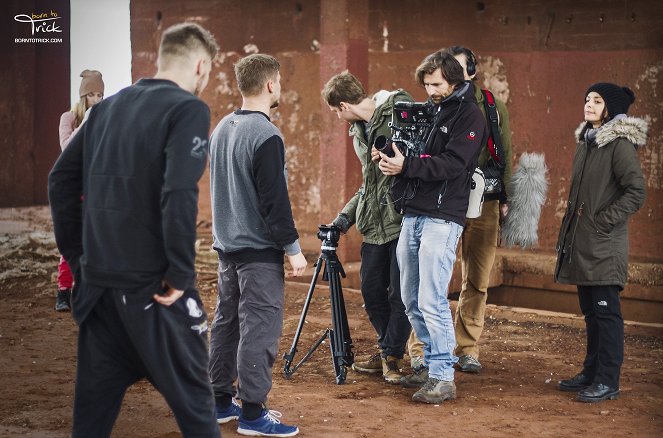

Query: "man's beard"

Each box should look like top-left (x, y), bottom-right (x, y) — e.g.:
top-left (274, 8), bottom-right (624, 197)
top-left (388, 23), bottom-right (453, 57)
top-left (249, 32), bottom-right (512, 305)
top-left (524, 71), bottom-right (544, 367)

top-left (270, 100), bottom-right (280, 109)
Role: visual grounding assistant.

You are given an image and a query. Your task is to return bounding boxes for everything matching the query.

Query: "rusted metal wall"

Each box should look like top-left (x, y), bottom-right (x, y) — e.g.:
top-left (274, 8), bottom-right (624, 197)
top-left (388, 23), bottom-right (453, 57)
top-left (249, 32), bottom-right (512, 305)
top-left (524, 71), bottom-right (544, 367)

top-left (0, 0), bottom-right (70, 207)
top-left (124, 0), bottom-right (662, 263)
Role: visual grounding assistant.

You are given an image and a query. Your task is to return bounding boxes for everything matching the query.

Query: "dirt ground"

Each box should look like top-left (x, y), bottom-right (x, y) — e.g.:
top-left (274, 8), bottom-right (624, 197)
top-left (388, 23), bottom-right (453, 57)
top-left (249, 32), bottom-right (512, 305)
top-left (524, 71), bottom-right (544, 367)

top-left (1, 206), bottom-right (663, 438)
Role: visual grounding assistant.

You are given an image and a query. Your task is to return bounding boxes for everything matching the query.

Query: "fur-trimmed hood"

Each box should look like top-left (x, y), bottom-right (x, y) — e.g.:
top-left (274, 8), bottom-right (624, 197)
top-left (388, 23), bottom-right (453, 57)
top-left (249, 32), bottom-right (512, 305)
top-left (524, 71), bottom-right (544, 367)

top-left (575, 116), bottom-right (649, 148)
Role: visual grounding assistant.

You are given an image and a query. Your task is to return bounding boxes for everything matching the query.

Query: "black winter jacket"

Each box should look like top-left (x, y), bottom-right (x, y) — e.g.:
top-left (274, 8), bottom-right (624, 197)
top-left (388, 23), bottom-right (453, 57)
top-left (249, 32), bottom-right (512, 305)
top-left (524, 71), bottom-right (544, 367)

top-left (390, 82), bottom-right (488, 226)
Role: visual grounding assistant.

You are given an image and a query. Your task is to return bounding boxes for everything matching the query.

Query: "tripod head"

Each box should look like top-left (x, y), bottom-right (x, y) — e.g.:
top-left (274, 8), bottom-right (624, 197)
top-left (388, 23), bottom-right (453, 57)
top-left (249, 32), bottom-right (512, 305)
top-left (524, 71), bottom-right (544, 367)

top-left (317, 225), bottom-right (341, 253)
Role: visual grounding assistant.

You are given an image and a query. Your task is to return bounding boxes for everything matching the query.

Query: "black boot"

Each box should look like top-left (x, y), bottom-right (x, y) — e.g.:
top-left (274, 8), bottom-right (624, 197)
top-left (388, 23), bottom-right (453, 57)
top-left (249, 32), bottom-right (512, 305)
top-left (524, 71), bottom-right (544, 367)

top-left (577, 383), bottom-right (619, 403)
top-left (558, 373), bottom-right (592, 392)
top-left (55, 288), bottom-right (71, 312)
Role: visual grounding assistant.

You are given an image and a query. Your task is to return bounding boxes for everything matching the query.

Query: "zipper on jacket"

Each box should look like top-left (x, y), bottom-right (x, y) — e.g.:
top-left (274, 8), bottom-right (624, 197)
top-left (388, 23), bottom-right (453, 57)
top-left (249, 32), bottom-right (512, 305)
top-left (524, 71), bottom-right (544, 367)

top-left (436, 182), bottom-right (448, 209)
top-left (567, 201), bottom-right (584, 264)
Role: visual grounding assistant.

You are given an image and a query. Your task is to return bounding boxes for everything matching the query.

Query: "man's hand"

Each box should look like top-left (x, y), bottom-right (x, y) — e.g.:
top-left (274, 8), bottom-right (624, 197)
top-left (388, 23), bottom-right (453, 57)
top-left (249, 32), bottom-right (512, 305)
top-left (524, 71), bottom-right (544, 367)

top-left (286, 252), bottom-right (307, 277)
top-left (154, 282), bottom-right (184, 306)
top-left (370, 146), bottom-right (381, 163)
top-left (378, 143), bottom-right (405, 176)
top-left (500, 202), bottom-right (509, 224)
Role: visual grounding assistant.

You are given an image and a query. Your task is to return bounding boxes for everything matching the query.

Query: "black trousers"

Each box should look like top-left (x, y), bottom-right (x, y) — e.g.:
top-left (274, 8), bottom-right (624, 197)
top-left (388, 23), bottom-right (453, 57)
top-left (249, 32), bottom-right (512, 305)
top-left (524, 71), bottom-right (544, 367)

top-left (72, 281), bottom-right (219, 438)
top-left (578, 284), bottom-right (624, 389)
top-left (359, 239), bottom-right (411, 358)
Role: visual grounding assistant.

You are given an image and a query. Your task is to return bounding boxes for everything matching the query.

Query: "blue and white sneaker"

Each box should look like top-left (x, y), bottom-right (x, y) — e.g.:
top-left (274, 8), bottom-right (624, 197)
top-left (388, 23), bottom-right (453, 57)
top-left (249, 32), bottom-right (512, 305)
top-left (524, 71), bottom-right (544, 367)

top-left (216, 398), bottom-right (241, 424)
top-left (237, 409), bottom-right (299, 437)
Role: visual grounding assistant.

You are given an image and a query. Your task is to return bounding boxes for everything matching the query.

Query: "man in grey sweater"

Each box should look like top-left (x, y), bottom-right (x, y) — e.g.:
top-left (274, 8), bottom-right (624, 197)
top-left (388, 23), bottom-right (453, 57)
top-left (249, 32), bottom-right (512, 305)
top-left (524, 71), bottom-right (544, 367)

top-left (208, 54), bottom-right (306, 437)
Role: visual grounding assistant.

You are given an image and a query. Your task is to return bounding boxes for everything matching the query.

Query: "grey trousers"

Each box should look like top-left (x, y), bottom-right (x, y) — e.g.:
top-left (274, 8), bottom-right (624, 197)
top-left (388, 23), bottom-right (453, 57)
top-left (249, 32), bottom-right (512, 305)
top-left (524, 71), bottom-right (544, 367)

top-left (208, 260), bottom-right (285, 405)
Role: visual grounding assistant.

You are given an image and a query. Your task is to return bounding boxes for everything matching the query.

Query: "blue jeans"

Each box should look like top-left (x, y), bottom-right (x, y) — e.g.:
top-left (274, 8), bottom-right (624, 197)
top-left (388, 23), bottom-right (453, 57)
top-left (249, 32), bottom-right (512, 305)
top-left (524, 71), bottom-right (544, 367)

top-left (397, 215), bottom-right (463, 381)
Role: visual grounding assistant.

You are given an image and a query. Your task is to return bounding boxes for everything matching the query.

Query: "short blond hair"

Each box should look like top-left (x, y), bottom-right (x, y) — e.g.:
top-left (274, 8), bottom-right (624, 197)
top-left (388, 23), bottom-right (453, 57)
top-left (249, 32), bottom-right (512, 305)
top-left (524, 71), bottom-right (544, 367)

top-left (234, 54), bottom-right (280, 97)
top-left (158, 22), bottom-right (219, 66)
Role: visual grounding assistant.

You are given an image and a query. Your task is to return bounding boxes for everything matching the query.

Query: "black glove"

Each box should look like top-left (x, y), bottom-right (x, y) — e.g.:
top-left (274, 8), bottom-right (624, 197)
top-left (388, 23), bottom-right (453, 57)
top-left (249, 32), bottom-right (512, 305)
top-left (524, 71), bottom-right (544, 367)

top-left (331, 213), bottom-right (352, 234)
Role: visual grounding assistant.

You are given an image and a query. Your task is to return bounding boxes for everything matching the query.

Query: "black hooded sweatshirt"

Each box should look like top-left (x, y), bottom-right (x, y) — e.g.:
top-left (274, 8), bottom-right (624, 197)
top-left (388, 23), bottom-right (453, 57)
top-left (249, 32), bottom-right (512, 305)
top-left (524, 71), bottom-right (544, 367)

top-left (391, 81), bottom-right (488, 226)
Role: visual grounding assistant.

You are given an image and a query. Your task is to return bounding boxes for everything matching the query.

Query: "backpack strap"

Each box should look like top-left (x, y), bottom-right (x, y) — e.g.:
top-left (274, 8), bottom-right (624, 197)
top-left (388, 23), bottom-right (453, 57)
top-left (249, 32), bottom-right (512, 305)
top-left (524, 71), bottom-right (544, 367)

top-left (481, 89), bottom-right (505, 170)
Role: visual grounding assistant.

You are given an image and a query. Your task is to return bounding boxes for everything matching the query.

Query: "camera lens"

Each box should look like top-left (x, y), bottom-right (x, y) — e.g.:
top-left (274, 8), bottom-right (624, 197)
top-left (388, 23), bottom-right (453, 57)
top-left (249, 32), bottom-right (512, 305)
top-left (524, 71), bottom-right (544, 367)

top-left (375, 135), bottom-right (394, 158)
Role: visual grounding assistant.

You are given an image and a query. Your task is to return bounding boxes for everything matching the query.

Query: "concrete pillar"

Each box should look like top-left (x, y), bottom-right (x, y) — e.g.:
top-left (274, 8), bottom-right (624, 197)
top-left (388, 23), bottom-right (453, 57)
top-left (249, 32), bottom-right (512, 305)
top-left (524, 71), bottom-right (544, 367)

top-left (319, 0), bottom-right (368, 262)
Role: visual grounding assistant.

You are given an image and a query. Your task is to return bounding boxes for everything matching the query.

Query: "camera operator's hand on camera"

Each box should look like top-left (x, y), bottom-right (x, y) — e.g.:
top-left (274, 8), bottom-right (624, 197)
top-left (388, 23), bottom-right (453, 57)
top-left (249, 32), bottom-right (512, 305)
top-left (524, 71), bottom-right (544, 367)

top-left (378, 143), bottom-right (405, 176)
top-left (370, 146), bottom-right (381, 163)
top-left (286, 252), bottom-right (307, 277)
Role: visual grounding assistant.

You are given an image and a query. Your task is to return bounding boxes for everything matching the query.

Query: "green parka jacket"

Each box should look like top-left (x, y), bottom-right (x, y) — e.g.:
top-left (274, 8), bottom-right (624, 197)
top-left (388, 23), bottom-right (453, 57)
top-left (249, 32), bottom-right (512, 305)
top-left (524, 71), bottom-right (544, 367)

top-left (554, 116), bottom-right (647, 288)
top-left (339, 89), bottom-right (413, 245)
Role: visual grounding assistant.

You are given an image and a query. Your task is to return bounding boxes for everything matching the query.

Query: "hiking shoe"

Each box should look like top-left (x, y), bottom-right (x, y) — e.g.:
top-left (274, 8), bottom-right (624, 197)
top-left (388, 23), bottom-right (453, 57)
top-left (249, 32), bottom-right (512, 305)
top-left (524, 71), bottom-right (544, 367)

top-left (412, 377), bottom-right (456, 404)
top-left (558, 373), bottom-right (592, 392)
top-left (400, 366), bottom-right (429, 388)
top-left (216, 398), bottom-right (241, 424)
top-left (382, 356), bottom-right (405, 384)
top-left (410, 355), bottom-right (424, 370)
top-left (351, 352), bottom-right (382, 374)
top-left (237, 409), bottom-right (299, 437)
top-left (55, 289), bottom-right (71, 312)
top-left (456, 355), bottom-right (482, 374)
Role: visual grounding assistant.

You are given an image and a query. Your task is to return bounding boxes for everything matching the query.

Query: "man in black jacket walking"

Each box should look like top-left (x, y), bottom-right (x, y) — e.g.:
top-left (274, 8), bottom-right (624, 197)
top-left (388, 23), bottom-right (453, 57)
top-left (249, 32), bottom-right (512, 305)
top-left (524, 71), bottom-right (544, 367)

top-left (48, 23), bottom-right (219, 437)
top-left (379, 51), bottom-right (487, 404)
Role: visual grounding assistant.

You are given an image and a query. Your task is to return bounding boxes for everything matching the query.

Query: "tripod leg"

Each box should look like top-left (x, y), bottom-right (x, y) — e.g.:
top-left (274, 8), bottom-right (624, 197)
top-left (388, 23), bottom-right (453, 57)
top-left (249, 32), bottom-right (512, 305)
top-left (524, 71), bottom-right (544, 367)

top-left (327, 261), bottom-right (354, 384)
top-left (283, 255), bottom-right (324, 378)
top-left (327, 329), bottom-right (347, 384)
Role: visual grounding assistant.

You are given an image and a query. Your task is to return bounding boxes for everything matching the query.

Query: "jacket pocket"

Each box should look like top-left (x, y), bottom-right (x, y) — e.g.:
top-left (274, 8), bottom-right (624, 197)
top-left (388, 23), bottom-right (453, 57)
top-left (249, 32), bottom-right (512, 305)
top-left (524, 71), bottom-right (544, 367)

top-left (380, 186), bottom-right (402, 228)
top-left (355, 188), bottom-right (370, 234)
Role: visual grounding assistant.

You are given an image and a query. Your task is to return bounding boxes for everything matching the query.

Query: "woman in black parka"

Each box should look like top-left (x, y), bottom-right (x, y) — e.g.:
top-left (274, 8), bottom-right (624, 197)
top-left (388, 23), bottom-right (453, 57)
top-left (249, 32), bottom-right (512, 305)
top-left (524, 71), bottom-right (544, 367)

top-left (555, 83), bottom-right (647, 403)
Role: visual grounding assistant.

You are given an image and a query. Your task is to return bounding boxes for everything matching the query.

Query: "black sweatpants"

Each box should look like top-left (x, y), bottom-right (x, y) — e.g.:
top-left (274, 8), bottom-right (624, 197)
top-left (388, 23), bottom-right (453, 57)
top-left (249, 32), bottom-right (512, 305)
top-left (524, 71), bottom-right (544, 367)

top-left (72, 281), bottom-right (219, 438)
top-left (577, 284), bottom-right (624, 389)
top-left (360, 239), bottom-right (411, 358)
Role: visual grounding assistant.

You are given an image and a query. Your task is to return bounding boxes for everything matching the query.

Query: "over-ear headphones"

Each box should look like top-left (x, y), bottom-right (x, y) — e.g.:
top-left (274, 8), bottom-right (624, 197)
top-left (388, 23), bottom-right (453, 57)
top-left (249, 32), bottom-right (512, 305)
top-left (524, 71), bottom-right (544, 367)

top-left (450, 46), bottom-right (477, 77)
top-left (465, 48), bottom-right (477, 77)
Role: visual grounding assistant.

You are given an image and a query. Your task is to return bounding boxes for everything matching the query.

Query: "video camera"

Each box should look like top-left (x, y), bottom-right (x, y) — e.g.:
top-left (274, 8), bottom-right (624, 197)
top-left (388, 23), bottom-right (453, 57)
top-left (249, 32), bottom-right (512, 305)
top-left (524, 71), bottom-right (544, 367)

top-left (375, 101), bottom-right (436, 158)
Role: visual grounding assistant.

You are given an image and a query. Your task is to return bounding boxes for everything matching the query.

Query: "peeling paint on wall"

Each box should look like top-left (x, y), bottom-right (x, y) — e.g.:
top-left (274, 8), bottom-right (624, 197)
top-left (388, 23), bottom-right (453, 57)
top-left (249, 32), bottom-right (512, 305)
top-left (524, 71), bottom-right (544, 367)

top-left (480, 56), bottom-right (509, 103)
top-left (382, 21), bottom-right (389, 53)
top-left (214, 71), bottom-right (234, 95)
top-left (641, 114), bottom-right (661, 190)
top-left (554, 182), bottom-right (567, 220)
top-left (278, 90), bottom-right (302, 134)
top-left (634, 62), bottom-right (663, 191)
top-left (243, 43), bottom-right (259, 54)
top-left (635, 60), bottom-right (663, 102)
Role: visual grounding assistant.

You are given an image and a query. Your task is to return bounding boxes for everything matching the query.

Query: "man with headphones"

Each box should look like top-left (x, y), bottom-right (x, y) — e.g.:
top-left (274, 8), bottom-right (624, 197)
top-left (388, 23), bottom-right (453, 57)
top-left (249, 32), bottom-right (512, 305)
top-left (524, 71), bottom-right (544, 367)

top-left (446, 46), bottom-right (513, 374)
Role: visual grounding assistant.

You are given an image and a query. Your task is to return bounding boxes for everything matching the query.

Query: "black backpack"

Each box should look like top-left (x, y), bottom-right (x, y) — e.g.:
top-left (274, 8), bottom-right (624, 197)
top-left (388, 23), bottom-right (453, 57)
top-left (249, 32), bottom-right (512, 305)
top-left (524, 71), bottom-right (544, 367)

top-left (480, 89), bottom-right (506, 200)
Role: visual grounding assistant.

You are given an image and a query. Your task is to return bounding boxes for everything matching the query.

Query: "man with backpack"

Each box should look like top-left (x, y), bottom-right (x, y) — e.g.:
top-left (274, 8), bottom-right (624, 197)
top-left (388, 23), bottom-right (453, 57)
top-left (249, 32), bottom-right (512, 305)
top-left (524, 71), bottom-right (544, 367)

top-left (446, 46), bottom-right (513, 374)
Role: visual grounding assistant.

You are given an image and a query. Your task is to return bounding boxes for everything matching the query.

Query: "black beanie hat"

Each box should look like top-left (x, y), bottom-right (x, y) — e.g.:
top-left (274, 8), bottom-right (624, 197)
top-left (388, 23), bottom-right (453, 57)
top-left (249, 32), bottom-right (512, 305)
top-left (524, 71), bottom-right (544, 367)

top-left (586, 82), bottom-right (636, 119)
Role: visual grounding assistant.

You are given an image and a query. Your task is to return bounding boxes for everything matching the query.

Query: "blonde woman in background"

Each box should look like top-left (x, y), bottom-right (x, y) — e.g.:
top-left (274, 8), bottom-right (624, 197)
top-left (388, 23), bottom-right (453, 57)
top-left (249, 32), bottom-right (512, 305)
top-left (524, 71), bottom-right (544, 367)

top-left (54, 69), bottom-right (104, 311)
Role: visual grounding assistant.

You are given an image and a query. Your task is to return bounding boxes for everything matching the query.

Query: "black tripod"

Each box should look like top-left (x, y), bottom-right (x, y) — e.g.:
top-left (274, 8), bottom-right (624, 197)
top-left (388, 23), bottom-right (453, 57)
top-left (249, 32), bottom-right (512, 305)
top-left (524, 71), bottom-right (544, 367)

top-left (283, 225), bottom-right (354, 384)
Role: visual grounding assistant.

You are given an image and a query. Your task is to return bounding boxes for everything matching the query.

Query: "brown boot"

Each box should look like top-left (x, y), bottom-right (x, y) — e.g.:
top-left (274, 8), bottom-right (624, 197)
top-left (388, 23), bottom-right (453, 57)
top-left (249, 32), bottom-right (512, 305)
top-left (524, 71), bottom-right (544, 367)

top-left (382, 356), bottom-right (405, 384)
top-left (351, 352), bottom-right (382, 374)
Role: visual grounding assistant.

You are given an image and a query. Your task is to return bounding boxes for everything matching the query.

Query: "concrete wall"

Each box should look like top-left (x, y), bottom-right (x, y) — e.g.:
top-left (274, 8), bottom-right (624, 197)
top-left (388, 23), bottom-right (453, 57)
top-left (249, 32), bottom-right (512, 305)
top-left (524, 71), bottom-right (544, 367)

top-left (129, 0), bottom-right (663, 264)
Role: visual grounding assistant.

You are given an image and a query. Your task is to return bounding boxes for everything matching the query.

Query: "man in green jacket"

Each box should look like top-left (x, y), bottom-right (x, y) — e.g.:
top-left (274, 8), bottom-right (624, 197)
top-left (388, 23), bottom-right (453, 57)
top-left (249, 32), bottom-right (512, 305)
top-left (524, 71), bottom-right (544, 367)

top-left (322, 71), bottom-right (412, 384)
top-left (448, 46), bottom-right (513, 373)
